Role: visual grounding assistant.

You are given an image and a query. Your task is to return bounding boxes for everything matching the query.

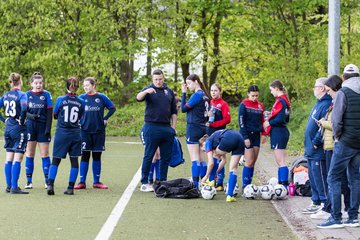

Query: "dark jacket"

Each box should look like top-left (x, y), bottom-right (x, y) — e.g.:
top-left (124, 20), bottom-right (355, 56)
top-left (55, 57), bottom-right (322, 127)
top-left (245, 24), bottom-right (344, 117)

top-left (304, 94), bottom-right (332, 160)
top-left (332, 77), bottom-right (360, 149)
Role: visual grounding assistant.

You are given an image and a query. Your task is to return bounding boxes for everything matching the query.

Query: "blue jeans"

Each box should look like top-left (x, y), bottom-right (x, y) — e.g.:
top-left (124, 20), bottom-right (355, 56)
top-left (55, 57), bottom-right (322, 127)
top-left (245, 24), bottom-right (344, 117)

top-left (328, 141), bottom-right (360, 221)
top-left (308, 158), bottom-right (327, 205)
top-left (140, 123), bottom-right (175, 184)
top-left (323, 150), bottom-right (350, 213)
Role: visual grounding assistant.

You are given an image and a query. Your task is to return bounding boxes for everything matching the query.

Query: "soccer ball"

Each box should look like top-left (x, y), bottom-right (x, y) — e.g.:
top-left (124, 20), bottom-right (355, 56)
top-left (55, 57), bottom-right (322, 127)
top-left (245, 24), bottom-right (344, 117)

top-left (260, 185), bottom-right (274, 200)
top-left (224, 183), bottom-right (240, 196)
top-left (201, 185), bottom-right (216, 200)
top-left (243, 184), bottom-right (259, 199)
top-left (273, 184), bottom-right (288, 199)
top-left (267, 177), bottom-right (278, 187)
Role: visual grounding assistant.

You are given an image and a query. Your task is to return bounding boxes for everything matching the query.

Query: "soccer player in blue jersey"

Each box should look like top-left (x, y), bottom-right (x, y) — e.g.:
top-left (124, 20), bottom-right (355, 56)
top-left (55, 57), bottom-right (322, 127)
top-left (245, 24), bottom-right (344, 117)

top-left (74, 77), bottom-right (116, 190)
top-left (239, 85), bottom-right (265, 189)
top-left (263, 80), bottom-right (291, 187)
top-left (24, 72), bottom-right (53, 189)
top-left (0, 73), bottom-right (29, 194)
top-left (181, 74), bottom-right (210, 188)
top-left (47, 77), bottom-right (85, 195)
top-left (200, 129), bottom-right (245, 202)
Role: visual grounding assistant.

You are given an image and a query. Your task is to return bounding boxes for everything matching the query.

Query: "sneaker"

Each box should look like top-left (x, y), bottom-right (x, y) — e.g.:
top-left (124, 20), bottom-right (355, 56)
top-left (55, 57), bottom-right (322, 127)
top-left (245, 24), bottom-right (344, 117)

top-left (317, 217), bottom-right (344, 229)
top-left (310, 210), bottom-right (331, 220)
top-left (47, 185), bottom-right (55, 195)
top-left (24, 182), bottom-right (33, 189)
top-left (302, 203), bottom-right (323, 214)
top-left (44, 183), bottom-right (48, 189)
top-left (140, 184), bottom-right (154, 192)
top-left (226, 196), bottom-right (237, 202)
top-left (74, 182), bottom-right (86, 189)
top-left (93, 182), bottom-right (108, 189)
top-left (64, 188), bottom-right (74, 195)
top-left (343, 219), bottom-right (359, 228)
top-left (216, 185), bottom-right (224, 192)
top-left (10, 188), bottom-right (29, 194)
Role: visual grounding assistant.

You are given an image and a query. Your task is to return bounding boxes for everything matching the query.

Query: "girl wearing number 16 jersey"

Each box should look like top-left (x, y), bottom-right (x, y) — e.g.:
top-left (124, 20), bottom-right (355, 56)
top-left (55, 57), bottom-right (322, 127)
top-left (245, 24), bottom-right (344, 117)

top-left (47, 77), bottom-right (85, 195)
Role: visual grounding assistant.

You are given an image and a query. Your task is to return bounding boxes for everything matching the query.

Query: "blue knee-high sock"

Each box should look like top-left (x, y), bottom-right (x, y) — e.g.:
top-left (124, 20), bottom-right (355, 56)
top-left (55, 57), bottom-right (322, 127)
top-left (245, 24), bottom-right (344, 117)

top-left (92, 160), bottom-right (101, 184)
top-left (11, 162), bottom-right (21, 189)
top-left (242, 166), bottom-right (254, 188)
top-left (42, 157), bottom-right (50, 183)
top-left (227, 171), bottom-right (237, 197)
top-left (25, 157), bottom-right (34, 183)
top-left (155, 160), bottom-right (160, 180)
top-left (209, 158), bottom-right (219, 181)
top-left (191, 160), bottom-right (201, 188)
top-left (278, 166), bottom-right (289, 186)
top-left (217, 160), bottom-right (225, 185)
top-left (68, 167), bottom-right (79, 188)
top-left (200, 161), bottom-right (207, 178)
top-left (48, 165), bottom-right (59, 185)
top-left (79, 161), bottom-right (89, 183)
top-left (148, 162), bottom-right (156, 183)
top-left (4, 161), bottom-right (12, 187)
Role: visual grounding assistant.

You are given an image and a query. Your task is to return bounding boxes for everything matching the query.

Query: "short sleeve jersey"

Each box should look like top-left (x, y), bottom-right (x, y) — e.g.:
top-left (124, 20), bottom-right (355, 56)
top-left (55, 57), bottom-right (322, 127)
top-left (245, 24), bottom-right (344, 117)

top-left (79, 93), bottom-right (115, 133)
top-left (54, 94), bottom-right (84, 130)
top-left (26, 90), bottom-right (53, 123)
top-left (0, 89), bottom-right (27, 129)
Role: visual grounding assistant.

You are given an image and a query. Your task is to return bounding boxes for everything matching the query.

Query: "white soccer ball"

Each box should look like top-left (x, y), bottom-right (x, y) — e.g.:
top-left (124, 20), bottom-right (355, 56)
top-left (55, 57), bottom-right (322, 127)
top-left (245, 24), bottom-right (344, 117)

top-left (243, 184), bottom-right (259, 199)
top-left (273, 184), bottom-right (288, 199)
top-left (260, 185), bottom-right (274, 200)
top-left (267, 177), bottom-right (278, 187)
top-left (224, 183), bottom-right (240, 196)
top-left (201, 185), bottom-right (216, 200)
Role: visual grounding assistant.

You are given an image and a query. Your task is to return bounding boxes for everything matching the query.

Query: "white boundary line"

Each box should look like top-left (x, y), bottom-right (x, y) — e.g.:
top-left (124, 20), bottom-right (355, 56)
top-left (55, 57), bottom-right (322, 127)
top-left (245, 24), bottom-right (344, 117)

top-left (95, 166), bottom-right (141, 240)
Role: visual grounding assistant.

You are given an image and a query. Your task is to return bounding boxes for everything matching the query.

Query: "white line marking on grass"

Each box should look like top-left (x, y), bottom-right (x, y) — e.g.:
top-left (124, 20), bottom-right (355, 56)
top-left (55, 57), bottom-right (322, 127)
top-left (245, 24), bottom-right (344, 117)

top-left (95, 167), bottom-right (141, 240)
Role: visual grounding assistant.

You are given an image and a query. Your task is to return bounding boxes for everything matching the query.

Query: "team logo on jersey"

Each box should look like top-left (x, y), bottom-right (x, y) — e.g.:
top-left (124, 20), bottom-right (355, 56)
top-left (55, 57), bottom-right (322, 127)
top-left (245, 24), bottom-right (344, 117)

top-left (95, 98), bottom-right (100, 103)
top-left (29, 96), bottom-right (33, 99)
top-left (164, 89), bottom-right (168, 95)
top-left (258, 104), bottom-right (262, 109)
top-left (40, 96), bottom-right (45, 100)
top-left (216, 104), bottom-right (221, 108)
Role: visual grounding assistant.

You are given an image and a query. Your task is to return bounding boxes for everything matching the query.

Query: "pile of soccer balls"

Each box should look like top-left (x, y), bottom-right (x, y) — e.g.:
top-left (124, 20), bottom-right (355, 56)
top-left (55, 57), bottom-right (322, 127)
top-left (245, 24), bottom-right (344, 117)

top-left (242, 177), bottom-right (288, 200)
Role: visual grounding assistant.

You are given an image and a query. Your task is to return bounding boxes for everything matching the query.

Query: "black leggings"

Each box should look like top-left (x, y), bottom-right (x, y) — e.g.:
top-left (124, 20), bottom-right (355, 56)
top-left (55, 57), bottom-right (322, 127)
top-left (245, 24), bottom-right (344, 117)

top-left (52, 157), bottom-right (79, 168)
top-left (81, 151), bottom-right (102, 162)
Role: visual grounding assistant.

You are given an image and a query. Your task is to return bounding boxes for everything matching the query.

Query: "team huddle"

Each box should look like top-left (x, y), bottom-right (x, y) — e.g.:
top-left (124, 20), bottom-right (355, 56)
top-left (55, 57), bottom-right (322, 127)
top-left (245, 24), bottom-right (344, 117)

top-left (137, 70), bottom-right (291, 203)
top-left (0, 73), bottom-right (116, 195)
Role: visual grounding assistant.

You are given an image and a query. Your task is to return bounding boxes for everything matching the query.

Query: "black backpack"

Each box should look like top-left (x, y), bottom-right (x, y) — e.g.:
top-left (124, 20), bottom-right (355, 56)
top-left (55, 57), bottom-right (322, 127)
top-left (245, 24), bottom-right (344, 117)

top-left (153, 178), bottom-right (201, 199)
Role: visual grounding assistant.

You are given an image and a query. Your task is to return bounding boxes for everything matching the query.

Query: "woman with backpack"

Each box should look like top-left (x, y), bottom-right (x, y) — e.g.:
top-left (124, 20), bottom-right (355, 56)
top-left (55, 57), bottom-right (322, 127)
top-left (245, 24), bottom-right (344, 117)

top-left (263, 80), bottom-right (291, 186)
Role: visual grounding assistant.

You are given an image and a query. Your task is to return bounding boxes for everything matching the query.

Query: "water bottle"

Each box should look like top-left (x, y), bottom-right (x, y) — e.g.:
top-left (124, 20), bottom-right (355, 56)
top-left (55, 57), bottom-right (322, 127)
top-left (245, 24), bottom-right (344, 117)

top-left (288, 183), bottom-right (296, 196)
top-left (208, 106), bottom-right (215, 124)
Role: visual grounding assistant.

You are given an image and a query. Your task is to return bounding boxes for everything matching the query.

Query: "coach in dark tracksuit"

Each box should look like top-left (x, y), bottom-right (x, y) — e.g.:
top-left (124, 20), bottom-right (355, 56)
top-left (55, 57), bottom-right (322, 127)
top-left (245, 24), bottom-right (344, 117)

top-left (136, 69), bottom-right (177, 192)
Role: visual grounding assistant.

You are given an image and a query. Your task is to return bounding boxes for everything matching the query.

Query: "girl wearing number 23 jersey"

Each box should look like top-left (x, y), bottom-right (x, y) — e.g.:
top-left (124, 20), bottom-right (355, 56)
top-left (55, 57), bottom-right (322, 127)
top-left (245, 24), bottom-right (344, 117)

top-left (0, 73), bottom-right (28, 194)
top-left (47, 77), bottom-right (85, 196)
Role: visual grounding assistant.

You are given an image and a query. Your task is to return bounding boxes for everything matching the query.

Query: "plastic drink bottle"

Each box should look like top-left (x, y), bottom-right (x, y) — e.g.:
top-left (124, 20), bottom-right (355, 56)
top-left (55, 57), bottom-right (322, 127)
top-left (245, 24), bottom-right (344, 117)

top-left (288, 183), bottom-right (296, 196)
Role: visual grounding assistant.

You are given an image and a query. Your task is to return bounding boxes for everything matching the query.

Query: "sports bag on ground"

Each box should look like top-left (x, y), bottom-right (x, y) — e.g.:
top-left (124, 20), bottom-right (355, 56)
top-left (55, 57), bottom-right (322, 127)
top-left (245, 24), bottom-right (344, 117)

top-left (169, 137), bottom-right (185, 168)
top-left (153, 178), bottom-right (201, 199)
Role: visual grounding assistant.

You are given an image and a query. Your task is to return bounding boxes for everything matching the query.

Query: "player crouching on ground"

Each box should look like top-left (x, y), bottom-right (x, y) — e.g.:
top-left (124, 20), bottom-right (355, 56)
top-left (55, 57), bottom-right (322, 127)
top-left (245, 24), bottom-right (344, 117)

top-left (199, 129), bottom-right (245, 202)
